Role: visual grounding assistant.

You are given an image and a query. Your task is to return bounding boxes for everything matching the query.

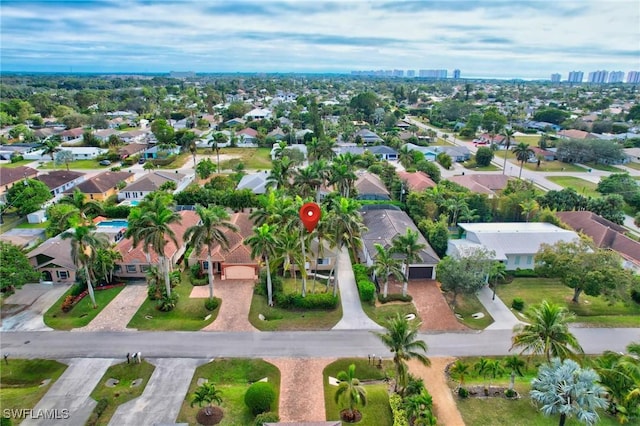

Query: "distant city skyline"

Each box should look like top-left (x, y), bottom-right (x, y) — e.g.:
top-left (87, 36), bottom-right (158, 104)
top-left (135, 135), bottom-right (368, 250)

top-left (1, 0), bottom-right (639, 79)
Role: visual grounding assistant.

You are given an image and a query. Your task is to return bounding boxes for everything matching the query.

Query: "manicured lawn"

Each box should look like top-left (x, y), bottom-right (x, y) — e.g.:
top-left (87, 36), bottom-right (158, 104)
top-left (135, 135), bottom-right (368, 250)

top-left (0, 214), bottom-right (25, 233)
top-left (323, 358), bottom-right (394, 426)
top-left (0, 159), bottom-right (33, 168)
top-left (0, 359), bottom-right (68, 417)
top-left (496, 278), bottom-right (640, 327)
top-left (361, 300), bottom-right (420, 327)
top-left (462, 159), bottom-right (501, 171)
top-left (623, 161), bottom-right (640, 171)
top-left (493, 151), bottom-right (587, 173)
top-left (513, 135), bottom-right (540, 146)
top-left (219, 147), bottom-right (272, 171)
top-left (584, 162), bottom-right (624, 172)
top-left (127, 277), bottom-right (219, 331)
top-left (38, 159), bottom-right (110, 169)
top-left (44, 285), bottom-right (125, 330)
top-left (546, 176), bottom-right (601, 198)
top-left (177, 358), bottom-right (280, 426)
top-left (88, 360), bottom-right (155, 425)
top-left (446, 293), bottom-right (494, 330)
top-left (158, 152), bottom-right (190, 169)
top-left (16, 220), bottom-right (49, 229)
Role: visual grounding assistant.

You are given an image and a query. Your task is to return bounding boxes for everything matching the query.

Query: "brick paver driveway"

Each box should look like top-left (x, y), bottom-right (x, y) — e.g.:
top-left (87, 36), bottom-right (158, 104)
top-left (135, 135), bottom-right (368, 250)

top-left (193, 279), bottom-right (258, 332)
top-left (405, 280), bottom-right (468, 332)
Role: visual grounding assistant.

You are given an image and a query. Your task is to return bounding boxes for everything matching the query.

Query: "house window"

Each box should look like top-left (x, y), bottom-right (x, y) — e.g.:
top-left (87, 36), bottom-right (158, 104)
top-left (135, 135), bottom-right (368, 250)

top-left (526, 256), bottom-right (533, 265)
top-left (126, 265), bottom-right (137, 273)
top-left (317, 258), bottom-right (329, 265)
top-left (140, 265), bottom-right (150, 273)
top-left (114, 265), bottom-right (122, 273)
top-left (90, 194), bottom-right (94, 199)
top-left (514, 256), bottom-right (521, 266)
top-left (203, 261), bottom-right (209, 270)
top-left (59, 271), bottom-right (69, 279)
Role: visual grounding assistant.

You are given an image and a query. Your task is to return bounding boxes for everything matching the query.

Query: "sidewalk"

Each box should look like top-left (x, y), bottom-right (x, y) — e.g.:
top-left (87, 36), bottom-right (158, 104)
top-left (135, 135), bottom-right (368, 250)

top-left (332, 248), bottom-right (383, 330)
top-left (1, 284), bottom-right (69, 331)
top-left (476, 286), bottom-right (526, 331)
top-left (72, 284), bottom-right (148, 332)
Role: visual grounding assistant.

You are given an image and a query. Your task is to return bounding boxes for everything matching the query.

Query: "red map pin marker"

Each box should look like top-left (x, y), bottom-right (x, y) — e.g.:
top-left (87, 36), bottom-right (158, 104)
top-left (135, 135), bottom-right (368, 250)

top-left (299, 202), bottom-right (321, 232)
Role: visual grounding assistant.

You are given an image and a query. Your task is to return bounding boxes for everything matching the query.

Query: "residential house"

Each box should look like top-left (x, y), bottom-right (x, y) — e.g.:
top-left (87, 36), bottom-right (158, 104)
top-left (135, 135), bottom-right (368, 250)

top-left (623, 147), bottom-right (640, 163)
top-left (0, 166), bottom-right (38, 203)
top-left (354, 128), bottom-right (383, 144)
top-left (361, 208), bottom-right (439, 279)
top-left (36, 170), bottom-right (85, 200)
top-left (531, 146), bottom-right (556, 161)
top-left (189, 211), bottom-right (259, 280)
top-left (120, 129), bottom-right (149, 144)
top-left (0, 228), bottom-right (45, 250)
top-left (555, 211), bottom-right (640, 274)
top-left (236, 171), bottom-right (270, 194)
top-left (474, 133), bottom-right (512, 146)
top-left (118, 171), bottom-right (189, 201)
top-left (63, 171), bottom-right (135, 201)
top-left (447, 222), bottom-right (580, 270)
top-left (60, 127), bottom-right (84, 142)
top-left (225, 117), bottom-right (246, 127)
top-left (368, 145), bottom-right (398, 161)
top-left (244, 108), bottom-right (273, 120)
top-left (355, 172), bottom-right (390, 200)
top-left (0, 144), bottom-right (31, 161)
top-left (448, 174), bottom-right (511, 197)
top-left (33, 127), bottom-right (57, 141)
top-left (267, 127), bottom-right (287, 141)
top-left (118, 143), bottom-right (147, 159)
top-left (93, 129), bottom-right (121, 143)
top-left (396, 171), bottom-right (436, 192)
top-left (23, 146), bottom-right (107, 162)
top-left (142, 145), bottom-right (181, 159)
top-left (114, 210), bottom-right (200, 280)
top-left (396, 120), bottom-right (411, 129)
top-left (428, 146), bottom-right (471, 162)
top-left (557, 129), bottom-right (600, 140)
top-left (403, 143), bottom-right (437, 162)
top-left (295, 129), bottom-right (314, 142)
top-left (28, 235), bottom-right (76, 283)
top-left (237, 128), bottom-right (258, 146)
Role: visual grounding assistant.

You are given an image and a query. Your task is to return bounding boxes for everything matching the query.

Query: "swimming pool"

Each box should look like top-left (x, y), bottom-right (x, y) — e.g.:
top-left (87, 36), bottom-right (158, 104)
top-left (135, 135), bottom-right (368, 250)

top-left (130, 200), bottom-right (140, 206)
top-left (96, 220), bottom-right (129, 228)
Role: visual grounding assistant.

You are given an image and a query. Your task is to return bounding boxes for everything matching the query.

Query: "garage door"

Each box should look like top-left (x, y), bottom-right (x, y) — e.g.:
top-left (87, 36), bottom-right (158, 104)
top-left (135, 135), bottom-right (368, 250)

top-left (225, 265), bottom-right (255, 280)
top-left (409, 267), bottom-right (433, 279)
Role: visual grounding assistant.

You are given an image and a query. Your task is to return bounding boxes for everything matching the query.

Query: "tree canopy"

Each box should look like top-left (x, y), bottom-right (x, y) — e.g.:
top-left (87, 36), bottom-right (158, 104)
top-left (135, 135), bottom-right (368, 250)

top-left (6, 178), bottom-right (52, 216)
top-left (0, 242), bottom-right (40, 291)
top-left (437, 247), bottom-right (495, 306)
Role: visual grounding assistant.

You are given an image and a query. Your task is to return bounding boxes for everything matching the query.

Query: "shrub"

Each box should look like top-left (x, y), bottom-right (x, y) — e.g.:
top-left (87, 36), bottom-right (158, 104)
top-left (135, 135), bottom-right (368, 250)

top-left (204, 298), bottom-right (219, 311)
top-left (61, 295), bottom-right (75, 312)
top-left (190, 276), bottom-right (208, 286)
top-left (103, 205), bottom-right (130, 218)
top-left (505, 388), bottom-right (517, 398)
top-left (86, 398), bottom-right (108, 426)
top-left (457, 387), bottom-right (469, 398)
top-left (513, 268), bottom-right (537, 278)
top-left (352, 264), bottom-right (375, 302)
top-left (512, 297), bottom-right (525, 311)
top-left (147, 284), bottom-right (160, 301)
top-left (378, 293), bottom-right (413, 303)
top-left (1, 417), bottom-right (13, 426)
top-left (244, 382), bottom-right (276, 415)
top-left (256, 270), bottom-right (283, 296)
top-left (389, 393), bottom-right (409, 426)
top-left (157, 292), bottom-right (179, 312)
top-left (631, 288), bottom-right (640, 305)
top-left (189, 263), bottom-right (203, 278)
top-left (70, 282), bottom-right (88, 297)
top-left (274, 292), bottom-right (338, 309)
top-left (254, 412), bottom-right (280, 426)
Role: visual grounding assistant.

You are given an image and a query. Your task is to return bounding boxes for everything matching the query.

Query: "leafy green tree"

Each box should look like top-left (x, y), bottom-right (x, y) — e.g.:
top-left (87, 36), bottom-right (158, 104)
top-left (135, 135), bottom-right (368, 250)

top-left (475, 147), bottom-right (494, 167)
top-left (512, 142), bottom-right (534, 178)
top-left (511, 300), bottom-right (583, 362)
top-left (61, 225), bottom-right (109, 308)
top-left (481, 106), bottom-right (507, 133)
top-left (391, 228), bottom-right (426, 297)
top-left (246, 223), bottom-right (278, 306)
top-left (436, 152), bottom-right (452, 170)
top-left (533, 108), bottom-right (570, 125)
top-left (184, 205), bottom-right (238, 301)
top-left (597, 173), bottom-right (640, 205)
top-left (531, 358), bottom-right (607, 426)
top-left (488, 261), bottom-right (507, 301)
top-left (373, 313), bottom-right (430, 394)
top-left (59, 188), bottom-right (103, 218)
top-left (420, 217), bottom-right (448, 258)
top-left (195, 158), bottom-right (216, 179)
top-left (143, 161), bottom-right (155, 173)
top-left (0, 242), bottom-right (40, 291)
top-left (349, 92), bottom-right (378, 120)
top-left (6, 178), bottom-right (52, 216)
top-left (151, 118), bottom-right (175, 146)
top-left (334, 364), bottom-right (367, 422)
top-left (373, 243), bottom-right (404, 298)
top-left (45, 203), bottom-right (81, 237)
top-left (437, 247), bottom-right (494, 306)
top-left (449, 360), bottom-right (470, 388)
top-left (54, 149), bottom-right (74, 171)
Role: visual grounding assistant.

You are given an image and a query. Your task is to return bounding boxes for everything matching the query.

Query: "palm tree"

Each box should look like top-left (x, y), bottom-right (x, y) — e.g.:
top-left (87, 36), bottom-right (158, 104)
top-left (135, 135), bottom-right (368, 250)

top-left (449, 360), bottom-right (470, 389)
top-left (373, 313), bottom-right (430, 393)
top-left (188, 139), bottom-right (197, 168)
top-left (503, 355), bottom-right (526, 391)
top-left (373, 243), bottom-right (404, 298)
top-left (501, 128), bottom-right (515, 175)
top-left (334, 364), bottom-right (367, 422)
top-left (293, 167), bottom-right (321, 199)
top-left (94, 246), bottom-right (122, 285)
top-left (511, 300), bottom-right (584, 362)
top-left (474, 357), bottom-right (492, 390)
top-left (391, 229), bottom-right (426, 297)
top-left (190, 382), bottom-right (223, 424)
top-left (512, 142), bottom-right (534, 179)
top-left (444, 196), bottom-right (468, 226)
top-left (398, 145), bottom-right (414, 168)
top-left (59, 188), bottom-right (103, 219)
top-left (519, 199), bottom-right (539, 222)
top-left (41, 139), bottom-right (60, 162)
top-left (61, 225), bottom-right (108, 308)
top-left (593, 345), bottom-right (640, 422)
top-left (531, 358), bottom-right (607, 426)
top-left (184, 205), bottom-right (238, 301)
top-left (404, 391), bottom-right (436, 426)
top-left (246, 223), bottom-right (278, 306)
top-left (267, 157), bottom-right (293, 191)
top-left (125, 193), bottom-right (181, 297)
top-left (488, 261), bottom-right (507, 301)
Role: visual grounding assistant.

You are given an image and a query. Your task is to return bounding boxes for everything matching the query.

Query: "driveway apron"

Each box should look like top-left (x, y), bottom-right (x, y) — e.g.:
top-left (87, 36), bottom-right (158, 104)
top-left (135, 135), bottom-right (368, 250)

top-left (196, 279), bottom-right (258, 332)
top-left (72, 284), bottom-right (148, 332)
top-left (476, 285), bottom-right (526, 330)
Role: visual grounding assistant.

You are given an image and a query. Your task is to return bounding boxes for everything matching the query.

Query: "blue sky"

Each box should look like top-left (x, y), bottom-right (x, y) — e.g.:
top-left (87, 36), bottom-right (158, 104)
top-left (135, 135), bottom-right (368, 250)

top-left (1, 0), bottom-right (639, 79)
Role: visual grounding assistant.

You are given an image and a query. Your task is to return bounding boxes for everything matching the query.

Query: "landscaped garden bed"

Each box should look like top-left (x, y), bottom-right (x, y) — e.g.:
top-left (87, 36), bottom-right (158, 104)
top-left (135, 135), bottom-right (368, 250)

top-left (44, 285), bottom-right (126, 330)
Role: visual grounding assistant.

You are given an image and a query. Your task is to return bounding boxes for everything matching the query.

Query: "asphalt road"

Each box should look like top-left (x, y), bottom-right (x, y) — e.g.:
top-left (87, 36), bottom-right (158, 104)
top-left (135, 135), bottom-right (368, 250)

top-left (1, 328), bottom-right (638, 360)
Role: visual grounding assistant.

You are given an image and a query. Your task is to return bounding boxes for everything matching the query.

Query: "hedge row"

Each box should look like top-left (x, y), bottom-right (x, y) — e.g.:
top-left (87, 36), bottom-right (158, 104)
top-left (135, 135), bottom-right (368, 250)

top-left (352, 264), bottom-right (376, 302)
top-left (275, 292), bottom-right (338, 309)
top-left (389, 393), bottom-right (409, 426)
top-left (512, 268), bottom-right (538, 277)
top-left (378, 294), bottom-right (413, 304)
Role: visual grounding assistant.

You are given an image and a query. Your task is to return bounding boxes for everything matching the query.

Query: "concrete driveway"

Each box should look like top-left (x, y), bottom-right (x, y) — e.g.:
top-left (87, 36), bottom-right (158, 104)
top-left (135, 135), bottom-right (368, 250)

top-left (196, 279), bottom-right (258, 332)
top-left (1, 284), bottom-right (69, 332)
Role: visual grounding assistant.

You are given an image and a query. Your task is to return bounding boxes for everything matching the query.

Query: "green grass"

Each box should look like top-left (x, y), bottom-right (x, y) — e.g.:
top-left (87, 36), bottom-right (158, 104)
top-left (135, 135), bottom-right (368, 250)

top-left (0, 159), bottom-right (33, 168)
top-left (44, 285), bottom-right (125, 330)
top-left (463, 159), bottom-right (501, 171)
top-left (16, 220), bottom-right (49, 229)
top-left (0, 359), bottom-right (68, 417)
top-left (0, 214), bottom-right (25, 234)
top-left (447, 293), bottom-right (494, 330)
top-left (584, 162), bottom-right (624, 172)
top-left (218, 147), bottom-right (273, 171)
top-left (496, 278), bottom-right (640, 327)
top-left (177, 358), bottom-right (280, 426)
top-left (546, 176), bottom-right (601, 198)
top-left (127, 276), bottom-right (219, 331)
top-left (88, 360), bottom-right (155, 425)
top-left (38, 159), bottom-right (110, 170)
top-left (361, 300), bottom-right (420, 327)
top-left (622, 161), bottom-right (640, 171)
top-left (248, 289), bottom-right (343, 331)
top-left (323, 358), bottom-right (394, 426)
top-left (513, 135), bottom-right (540, 146)
top-left (493, 151), bottom-right (588, 173)
top-left (157, 152), bottom-right (190, 169)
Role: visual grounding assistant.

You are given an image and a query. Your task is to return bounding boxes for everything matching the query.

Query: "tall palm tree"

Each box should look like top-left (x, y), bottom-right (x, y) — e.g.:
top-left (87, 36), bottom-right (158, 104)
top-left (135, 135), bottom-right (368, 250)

top-left (372, 243), bottom-right (404, 298)
top-left (398, 145), bottom-right (414, 168)
top-left (59, 188), bottom-right (103, 219)
top-left (444, 196), bottom-right (468, 226)
top-left (126, 193), bottom-right (181, 297)
top-left (209, 132), bottom-right (226, 173)
top-left (391, 229), bottom-right (426, 297)
top-left (61, 225), bottom-right (108, 308)
top-left (489, 261), bottom-right (507, 301)
top-left (42, 139), bottom-right (60, 162)
top-left (334, 363), bottom-right (367, 422)
top-left (373, 313), bottom-right (430, 393)
top-left (519, 199), bottom-right (539, 222)
top-left (317, 139), bottom-right (337, 161)
top-left (511, 300), bottom-right (584, 362)
top-left (184, 205), bottom-right (238, 301)
top-left (329, 162), bottom-right (357, 198)
top-left (293, 167), bottom-right (321, 199)
top-left (188, 139), bottom-right (197, 168)
top-left (503, 355), bottom-right (526, 391)
top-left (594, 345), bottom-right (640, 422)
top-left (512, 142), bottom-right (534, 179)
top-left (246, 223), bottom-right (278, 306)
top-left (266, 157), bottom-right (293, 191)
top-left (94, 245), bottom-right (123, 284)
top-left (501, 128), bottom-right (515, 175)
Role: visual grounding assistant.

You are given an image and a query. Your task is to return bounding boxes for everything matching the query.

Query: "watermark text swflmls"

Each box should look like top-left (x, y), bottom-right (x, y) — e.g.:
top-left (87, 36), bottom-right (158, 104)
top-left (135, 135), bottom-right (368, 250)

top-left (3, 408), bottom-right (70, 419)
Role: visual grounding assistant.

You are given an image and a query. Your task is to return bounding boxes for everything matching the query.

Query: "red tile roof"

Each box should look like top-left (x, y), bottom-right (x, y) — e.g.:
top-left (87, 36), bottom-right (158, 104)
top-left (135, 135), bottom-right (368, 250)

top-left (397, 171), bottom-right (436, 191)
top-left (237, 128), bottom-right (258, 137)
top-left (448, 174), bottom-right (510, 195)
top-left (191, 212), bottom-right (258, 265)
